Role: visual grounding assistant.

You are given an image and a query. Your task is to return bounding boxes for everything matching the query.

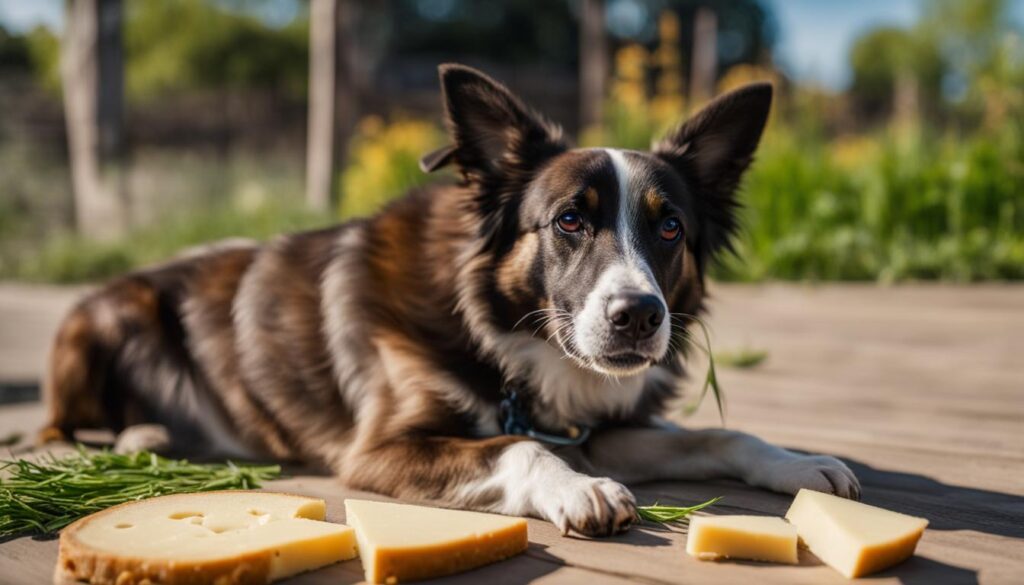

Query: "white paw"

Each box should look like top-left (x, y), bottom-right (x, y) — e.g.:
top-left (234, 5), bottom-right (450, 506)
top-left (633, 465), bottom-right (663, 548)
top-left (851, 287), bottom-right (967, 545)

top-left (114, 424), bottom-right (172, 454)
top-left (752, 455), bottom-right (861, 500)
top-left (540, 476), bottom-right (637, 536)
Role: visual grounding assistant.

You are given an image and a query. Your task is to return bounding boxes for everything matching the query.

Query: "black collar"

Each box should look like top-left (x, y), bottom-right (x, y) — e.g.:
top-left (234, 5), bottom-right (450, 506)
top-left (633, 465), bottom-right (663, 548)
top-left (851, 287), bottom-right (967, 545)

top-left (499, 378), bottom-right (591, 447)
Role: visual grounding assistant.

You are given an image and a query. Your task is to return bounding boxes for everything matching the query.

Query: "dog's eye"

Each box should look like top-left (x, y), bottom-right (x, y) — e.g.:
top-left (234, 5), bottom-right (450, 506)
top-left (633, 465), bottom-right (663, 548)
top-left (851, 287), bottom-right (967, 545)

top-left (556, 211), bottom-right (583, 234)
top-left (660, 217), bottom-right (682, 241)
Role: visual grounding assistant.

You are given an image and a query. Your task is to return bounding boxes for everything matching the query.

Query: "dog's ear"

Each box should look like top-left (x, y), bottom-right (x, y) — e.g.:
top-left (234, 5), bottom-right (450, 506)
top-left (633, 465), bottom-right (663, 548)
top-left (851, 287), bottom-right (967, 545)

top-left (653, 83), bottom-right (772, 258)
top-left (437, 63), bottom-right (566, 182)
top-left (419, 144), bottom-right (456, 173)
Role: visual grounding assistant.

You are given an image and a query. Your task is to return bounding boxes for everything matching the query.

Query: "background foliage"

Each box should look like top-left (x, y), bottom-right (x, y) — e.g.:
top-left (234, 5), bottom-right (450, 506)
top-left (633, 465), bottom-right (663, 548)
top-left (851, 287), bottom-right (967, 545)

top-left (0, 0), bottom-right (1020, 283)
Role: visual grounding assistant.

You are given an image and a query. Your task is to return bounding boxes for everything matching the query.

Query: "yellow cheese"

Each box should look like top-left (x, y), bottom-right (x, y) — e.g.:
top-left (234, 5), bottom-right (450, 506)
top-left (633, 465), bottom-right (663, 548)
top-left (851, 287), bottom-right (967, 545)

top-left (785, 488), bottom-right (928, 578)
top-left (344, 499), bottom-right (528, 584)
top-left (686, 515), bottom-right (798, 564)
top-left (56, 491), bottom-right (357, 585)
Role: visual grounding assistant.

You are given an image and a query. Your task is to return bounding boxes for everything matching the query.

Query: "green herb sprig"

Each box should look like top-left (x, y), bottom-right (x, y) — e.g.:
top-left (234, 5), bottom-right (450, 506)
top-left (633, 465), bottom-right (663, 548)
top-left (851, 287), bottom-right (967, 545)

top-left (0, 446), bottom-right (280, 538)
top-left (717, 347), bottom-right (769, 369)
top-left (637, 496), bottom-right (722, 524)
top-left (678, 315), bottom-right (727, 424)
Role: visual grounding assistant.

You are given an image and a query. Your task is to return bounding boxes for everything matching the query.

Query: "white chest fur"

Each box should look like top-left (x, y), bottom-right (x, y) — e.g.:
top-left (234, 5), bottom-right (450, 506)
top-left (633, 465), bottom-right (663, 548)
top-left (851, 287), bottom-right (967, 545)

top-left (493, 332), bottom-right (670, 428)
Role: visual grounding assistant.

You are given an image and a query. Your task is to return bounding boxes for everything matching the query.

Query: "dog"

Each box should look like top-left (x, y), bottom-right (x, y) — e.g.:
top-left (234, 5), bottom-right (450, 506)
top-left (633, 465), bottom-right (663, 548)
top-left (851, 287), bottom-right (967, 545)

top-left (40, 64), bottom-right (859, 536)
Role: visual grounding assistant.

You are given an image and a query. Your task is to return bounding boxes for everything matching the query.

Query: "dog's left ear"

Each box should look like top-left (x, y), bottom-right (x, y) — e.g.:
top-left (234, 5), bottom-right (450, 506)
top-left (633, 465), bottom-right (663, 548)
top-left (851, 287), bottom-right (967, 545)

top-left (430, 63), bottom-right (566, 182)
top-left (653, 83), bottom-right (773, 257)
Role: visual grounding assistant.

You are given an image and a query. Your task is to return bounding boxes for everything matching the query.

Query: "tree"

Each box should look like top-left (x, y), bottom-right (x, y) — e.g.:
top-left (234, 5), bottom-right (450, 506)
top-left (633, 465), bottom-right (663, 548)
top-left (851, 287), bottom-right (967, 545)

top-left (919, 0), bottom-right (1023, 125)
top-left (848, 0), bottom-right (1023, 126)
top-left (62, 0), bottom-right (126, 239)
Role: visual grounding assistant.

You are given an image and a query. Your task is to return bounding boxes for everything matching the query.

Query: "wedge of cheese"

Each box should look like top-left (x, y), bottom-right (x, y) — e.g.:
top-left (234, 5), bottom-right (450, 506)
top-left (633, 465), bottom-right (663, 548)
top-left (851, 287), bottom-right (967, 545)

top-left (786, 489), bottom-right (928, 578)
top-left (56, 491), bottom-right (357, 585)
top-left (344, 499), bottom-right (528, 584)
top-left (686, 515), bottom-right (798, 564)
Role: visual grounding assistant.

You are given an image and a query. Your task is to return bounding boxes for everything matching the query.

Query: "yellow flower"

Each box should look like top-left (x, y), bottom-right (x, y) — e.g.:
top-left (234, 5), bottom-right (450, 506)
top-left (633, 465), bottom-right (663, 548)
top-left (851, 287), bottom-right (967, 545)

top-left (829, 135), bottom-right (879, 170)
top-left (339, 117), bottom-right (444, 219)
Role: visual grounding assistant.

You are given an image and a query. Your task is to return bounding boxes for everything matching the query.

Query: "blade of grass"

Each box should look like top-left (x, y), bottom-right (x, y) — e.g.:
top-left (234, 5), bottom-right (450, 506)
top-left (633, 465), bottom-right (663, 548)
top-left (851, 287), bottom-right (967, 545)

top-left (716, 347), bottom-right (769, 369)
top-left (679, 315), bottom-right (727, 425)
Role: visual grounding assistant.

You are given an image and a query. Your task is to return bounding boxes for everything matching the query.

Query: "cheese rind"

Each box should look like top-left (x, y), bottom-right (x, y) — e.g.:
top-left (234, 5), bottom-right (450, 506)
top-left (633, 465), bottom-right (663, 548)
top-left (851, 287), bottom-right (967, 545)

top-left (344, 499), bottom-right (528, 584)
top-left (686, 515), bottom-right (798, 564)
top-left (56, 491), bottom-right (357, 585)
top-left (785, 488), bottom-right (928, 578)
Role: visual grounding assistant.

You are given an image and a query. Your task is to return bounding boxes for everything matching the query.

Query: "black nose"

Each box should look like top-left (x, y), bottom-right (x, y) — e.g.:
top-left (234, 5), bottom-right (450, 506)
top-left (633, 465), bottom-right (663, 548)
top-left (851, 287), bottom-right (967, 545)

top-left (605, 293), bottom-right (665, 340)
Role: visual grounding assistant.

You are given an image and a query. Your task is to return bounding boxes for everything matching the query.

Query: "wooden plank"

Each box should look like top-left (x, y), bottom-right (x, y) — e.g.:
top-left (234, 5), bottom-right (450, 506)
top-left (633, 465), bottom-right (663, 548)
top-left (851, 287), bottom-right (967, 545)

top-left (0, 285), bottom-right (86, 387)
top-left (1, 283), bottom-right (1022, 584)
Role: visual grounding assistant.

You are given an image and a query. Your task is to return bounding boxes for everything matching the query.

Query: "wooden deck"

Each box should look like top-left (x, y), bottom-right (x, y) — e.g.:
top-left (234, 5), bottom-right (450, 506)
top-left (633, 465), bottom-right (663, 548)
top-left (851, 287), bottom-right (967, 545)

top-left (1, 283), bottom-right (1021, 584)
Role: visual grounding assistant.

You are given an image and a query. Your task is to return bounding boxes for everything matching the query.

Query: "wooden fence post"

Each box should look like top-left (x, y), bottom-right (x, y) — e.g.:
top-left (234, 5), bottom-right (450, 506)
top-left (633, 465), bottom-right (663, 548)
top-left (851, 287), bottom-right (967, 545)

top-left (306, 0), bottom-right (356, 213)
top-left (62, 0), bottom-right (125, 239)
top-left (579, 0), bottom-right (608, 131)
top-left (689, 6), bottom-right (717, 106)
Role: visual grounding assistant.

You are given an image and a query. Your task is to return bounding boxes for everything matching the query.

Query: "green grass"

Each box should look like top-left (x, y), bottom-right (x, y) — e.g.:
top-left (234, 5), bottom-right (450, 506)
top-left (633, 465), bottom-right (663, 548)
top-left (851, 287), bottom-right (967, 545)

top-left (715, 123), bottom-right (1024, 282)
top-left (3, 197), bottom-right (330, 284)
top-left (2, 113), bottom-right (1022, 284)
top-left (0, 145), bottom-right (330, 284)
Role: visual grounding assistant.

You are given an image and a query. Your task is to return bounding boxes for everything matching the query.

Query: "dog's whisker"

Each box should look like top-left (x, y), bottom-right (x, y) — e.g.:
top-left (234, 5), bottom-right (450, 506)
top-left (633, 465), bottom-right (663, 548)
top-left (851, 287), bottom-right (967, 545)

top-left (545, 321), bottom-right (566, 342)
top-left (530, 315), bottom-right (561, 338)
top-left (512, 308), bottom-right (563, 332)
top-left (535, 311), bottom-right (571, 333)
top-left (514, 309), bottom-right (574, 341)
top-left (546, 320), bottom-right (574, 345)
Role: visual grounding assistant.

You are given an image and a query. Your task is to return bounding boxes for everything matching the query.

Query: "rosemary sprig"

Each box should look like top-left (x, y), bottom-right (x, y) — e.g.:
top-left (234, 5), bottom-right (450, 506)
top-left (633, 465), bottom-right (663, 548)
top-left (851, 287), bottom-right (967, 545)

top-left (637, 496), bottom-right (722, 524)
top-left (0, 446), bottom-right (280, 539)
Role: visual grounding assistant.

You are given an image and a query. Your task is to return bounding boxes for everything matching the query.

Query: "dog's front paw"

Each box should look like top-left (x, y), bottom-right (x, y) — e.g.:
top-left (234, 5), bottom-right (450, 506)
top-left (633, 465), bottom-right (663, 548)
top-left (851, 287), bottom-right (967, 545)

top-left (114, 424), bottom-right (172, 454)
top-left (751, 454), bottom-right (861, 500)
top-left (541, 476), bottom-right (636, 537)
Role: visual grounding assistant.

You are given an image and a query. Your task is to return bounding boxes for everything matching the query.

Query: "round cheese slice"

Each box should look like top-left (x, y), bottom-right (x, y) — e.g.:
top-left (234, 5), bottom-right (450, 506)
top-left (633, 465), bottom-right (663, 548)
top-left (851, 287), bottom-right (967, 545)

top-left (56, 491), bottom-right (357, 585)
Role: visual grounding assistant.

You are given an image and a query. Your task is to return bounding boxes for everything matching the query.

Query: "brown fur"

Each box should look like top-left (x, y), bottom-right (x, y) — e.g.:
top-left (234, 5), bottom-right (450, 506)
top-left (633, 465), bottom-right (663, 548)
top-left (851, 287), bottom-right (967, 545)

top-left (38, 66), bottom-right (816, 537)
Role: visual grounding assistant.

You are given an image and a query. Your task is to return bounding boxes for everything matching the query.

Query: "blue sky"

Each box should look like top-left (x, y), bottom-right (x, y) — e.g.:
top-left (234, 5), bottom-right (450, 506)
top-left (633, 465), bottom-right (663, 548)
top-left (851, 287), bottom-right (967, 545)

top-left (763, 0), bottom-right (920, 89)
top-left (0, 0), bottom-right (62, 32)
top-left (2, 0), bottom-right (1022, 91)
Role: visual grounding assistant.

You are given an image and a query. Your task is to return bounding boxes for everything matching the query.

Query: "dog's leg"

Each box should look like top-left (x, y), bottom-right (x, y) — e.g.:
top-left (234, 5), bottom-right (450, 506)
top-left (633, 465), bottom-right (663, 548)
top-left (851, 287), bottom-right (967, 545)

top-left (566, 425), bottom-right (860, 499)
top-left (347, 335), bottom-right (636, 536)
top-left (114, 424), bottom-right (173, 454)
top-left (343, 438), bottom-right (636, 536)
top-left (40, 282), bottom-right (162, 446)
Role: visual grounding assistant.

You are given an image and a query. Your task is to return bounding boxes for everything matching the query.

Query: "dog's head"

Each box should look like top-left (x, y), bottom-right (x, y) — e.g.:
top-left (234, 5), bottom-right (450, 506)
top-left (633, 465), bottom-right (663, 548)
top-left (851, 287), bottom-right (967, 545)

top-left (430, 64), bottom-right (771, 378)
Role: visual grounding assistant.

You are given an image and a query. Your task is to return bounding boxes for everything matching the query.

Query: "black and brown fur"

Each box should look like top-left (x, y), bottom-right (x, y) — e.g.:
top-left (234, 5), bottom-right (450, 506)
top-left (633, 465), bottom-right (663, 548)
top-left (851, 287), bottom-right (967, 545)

top-left (41, 65), bottom-right (859, 537)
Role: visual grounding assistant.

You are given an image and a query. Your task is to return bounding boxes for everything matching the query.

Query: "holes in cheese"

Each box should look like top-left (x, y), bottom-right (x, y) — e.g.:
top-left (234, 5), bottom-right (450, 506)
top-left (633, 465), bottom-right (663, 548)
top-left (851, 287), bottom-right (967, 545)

top-left (57, 491), bottom-right (358, 585)
top-left (344, 499), bottom-right (529, 584)
top-left (785, 488), bottom-right (928, 578)
top-left (168, 511), bottom-right (203, 520)
top-left (686, 515), bottom-right (798, 564)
